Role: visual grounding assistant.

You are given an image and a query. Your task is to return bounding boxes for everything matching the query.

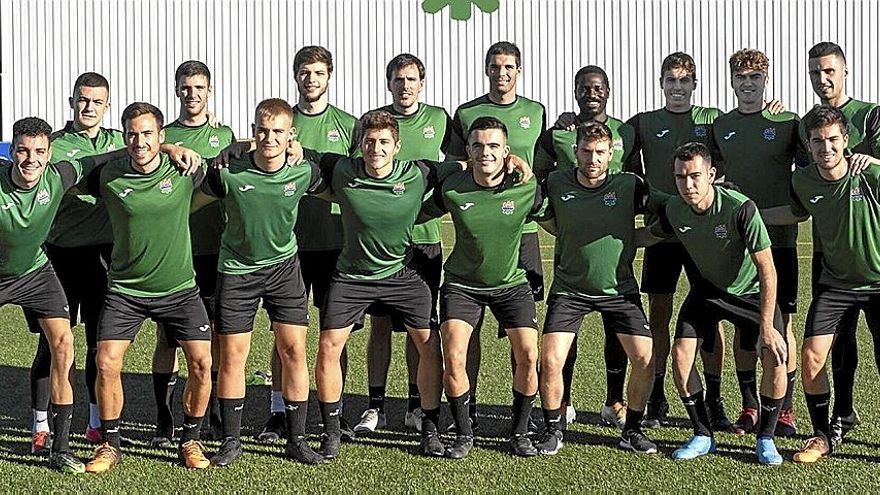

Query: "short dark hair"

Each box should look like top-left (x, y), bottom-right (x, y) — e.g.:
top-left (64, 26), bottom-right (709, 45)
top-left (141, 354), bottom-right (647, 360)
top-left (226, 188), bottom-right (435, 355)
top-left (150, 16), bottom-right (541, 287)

top-left (672, 142), bottom-right (713, 167)
top-left (255, 98), bottom-right (294, 123)
top-left (175, 60), bottom-right (211, 86)
top-left (121, 102), bottom-right (164, 130)
top-left (802, 104), bottom-right (849, 137)
top-left (485, 41), bottom-right (521, 68)
top-left (468, 116), bottom-right (508, 139)
top-left (661, 52), bottom-right (697, 80)
top-left (574, 65), bottom-right (609, 88)
top-left (73, 72), bottom-right (110, 95)
top-left (294, 45), bottom-right (334, 74)
top-left (576, 121), bottom-right (613, 146)
top-left (386, 53), bottom-right (425, 82)
top-left (808, 41), bottom-right (846, 63)
top-left (12, 117), bottom-right (52, 146)
top-left (360, 110), bottom-right (399, 142)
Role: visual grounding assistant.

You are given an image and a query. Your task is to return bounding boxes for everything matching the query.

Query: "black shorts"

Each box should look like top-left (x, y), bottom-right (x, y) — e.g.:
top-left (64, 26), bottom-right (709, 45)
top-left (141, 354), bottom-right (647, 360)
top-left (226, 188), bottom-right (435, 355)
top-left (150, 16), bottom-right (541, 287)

top-left (97, 286), bottom-right (211, 343)
top-left (299, 249), bottom-right (341, 309)
top-left (215, 255), bottom-right (310, 335)
top-left (542, 293), bottom-right (652, 337)
top-left (811, 251), bottom-right (823, 293)
top-left (440, 283), bottom-right (538, 337)
top-left (1, 263), bottom-right (70, 323)
top-left (772, 247), bottom-right (798, 314)
top-left (193, 254), bottom-right (219, 321)
top-left (675, 285), bottom-right (785, 352)
top-left (519, 232), bottom-right (545, 301)
top-left (321, 266), bottom-right (432, 331)
top-left (368, 243), bottom-right (443, 331)
top-left (641, 242), bottom-right (700, 295)
top-left (24, 243), bottom-right (111, 333)
top-left (805, 286), bottom-right (880, 339)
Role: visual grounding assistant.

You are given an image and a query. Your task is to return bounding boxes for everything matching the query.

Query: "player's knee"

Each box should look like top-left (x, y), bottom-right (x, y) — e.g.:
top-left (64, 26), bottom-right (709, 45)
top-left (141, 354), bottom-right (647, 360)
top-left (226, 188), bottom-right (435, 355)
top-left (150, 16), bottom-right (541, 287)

top-left (187, 354), bottom-right (212, 381)
top-left (630, 349), bottom-right (653, 371)
top-left (95, 352), bottom-right (122, 378)
top-left (801, 345), bottom-right (827, 378)
top-left (516, 346), bottom-right (539, 368)
top-left (278, 343), bottom-right (307, 366)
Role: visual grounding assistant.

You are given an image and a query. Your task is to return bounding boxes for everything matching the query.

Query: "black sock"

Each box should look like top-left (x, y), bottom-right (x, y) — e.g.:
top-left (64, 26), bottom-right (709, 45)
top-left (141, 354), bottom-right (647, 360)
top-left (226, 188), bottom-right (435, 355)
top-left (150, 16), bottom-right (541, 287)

top-left (152, 371), bottom-right (178, 430)
top-left (511, 390), bottom-right (536, 436)
top-left (101, 418), bottom-right (122, 450)
top-left (219, 398), bottom-right (244, 439)
top-left (421, 407), bottom-right (440, 434)
top-left (368, 385), bottom-right (386, 412)
top-left (50, 403), bottom-right (74, 453)
top-left (604, 337), bottom-right (627, 405)
top-left (757, 395), bottom-right (782, 439)
top-left (736, 369), bottom-right (759, 410)
top-left (831, 312), bottom-right (859, 417)
top-left (30, 338), bottom-right (51, 411)
top-left (624, 408), bottom-right (645, 433)
top-left (704, 372), bottom-right (722, 402)
top-left (468, 391), bottom-right (477, 420)
top-left (407, 383), bottom-right (421, 412)
top-left (681, 391), bottom-right (713, 437)
top-left (561, 338), bottom-right (577, 405)
top-left (319, 400), bottom-right (341, 437)
top-left (85, 347), bottom-right (99, 404)
top-left (447, 392), bottom-right (473, 436)
top-left (543, 407), bottom-right (562, 432)
top-left (180, 415), bottom-right (203, 444)
top-left (650, 371), bottom-right (667, 403)
top-left (805, 391), bottom-right (831, 437)
top-left (210, 370), bottom-right (221, 423)
top-left (284, 399), bottom-right (308, 439)
top-left (782, 370), bottom-right (797, 410)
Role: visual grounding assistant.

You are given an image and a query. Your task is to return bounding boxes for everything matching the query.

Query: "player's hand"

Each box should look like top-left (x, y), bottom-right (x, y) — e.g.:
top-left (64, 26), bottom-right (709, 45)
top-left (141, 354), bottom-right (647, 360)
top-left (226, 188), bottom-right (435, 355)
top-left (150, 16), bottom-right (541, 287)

top-left (215, 140), bottom-right (253, 169)
top-left (849, 153), bottom-right (878, 175)
top-left (761, 328), bottom-right (787, 366)
top-left (764, 99), bottom-right (786, 115)
top-left (554, 112), bottom-right (579, 131)
top-left (206, 111), bottom-right (223, 128)
top-left (164, 144), bottom-right (201, 175)
top-left (287, 139), bottom-right (304, 164)
top-left (505, 154), bottom-right (533, 184)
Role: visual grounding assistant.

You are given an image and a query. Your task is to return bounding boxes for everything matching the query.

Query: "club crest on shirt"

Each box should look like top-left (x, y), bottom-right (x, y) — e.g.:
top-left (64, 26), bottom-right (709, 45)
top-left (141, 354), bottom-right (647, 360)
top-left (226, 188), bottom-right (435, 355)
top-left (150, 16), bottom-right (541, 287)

top-left (36, 189), bottom-right (50, 205)
top-left (209, 135), bottom-right (221, 148)
top-left (762, 127), bottom-right (777, 141)
top-left (603, 191), bottom-right (617, 207)
top-left (519, 116), bottom-right (531, 129)
top-left (423, 126), bottom-right (436, 139)
top-left (501, 200), bottom-right (516, 215)
top-left (694, 126), bottom-right (708, 138)
top-left (327, 129), bottom-right (341, 142)
top-left (159, 178), bottom-right (174, 194)
top-left (714, 223), bottom-right (728, 239)
top-left (851, 186), bottom-right (864, 202)
top-left (392, 182), bottom-right (406, 196)
top-left (284, 181), bottom-right (297, 197)
top-left (612, 138), bottom-right (624, 151)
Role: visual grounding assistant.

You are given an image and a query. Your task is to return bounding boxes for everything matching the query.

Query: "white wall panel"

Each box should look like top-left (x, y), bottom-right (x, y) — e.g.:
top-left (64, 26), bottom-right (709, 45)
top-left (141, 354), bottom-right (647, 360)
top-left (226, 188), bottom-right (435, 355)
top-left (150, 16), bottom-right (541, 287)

top-left (1, 0), bottom-right (878, 140)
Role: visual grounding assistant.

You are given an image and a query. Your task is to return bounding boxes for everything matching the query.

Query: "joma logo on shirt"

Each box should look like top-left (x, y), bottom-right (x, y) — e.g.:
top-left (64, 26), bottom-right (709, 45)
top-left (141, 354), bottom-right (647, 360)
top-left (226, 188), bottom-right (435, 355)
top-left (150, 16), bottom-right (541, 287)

top-left (159, 179), bottom-right (174, 194)
top-left (392, 182), bottom-right (406, 196)
top-left (518, 116), bottom-right (531, 129)
top-left (284, 182), bottom-right (297, 197)
top-left (560, 193), bottom-right (575, 202)
top-left (723, 131), bottom-right (736, 141)
top-left (423, 126), bottom-right (436, 139)
top-left (655, 129), bottom-right (670, 138)
top-left (501, 200), bottom-right (515, 215)
top-left (603, 191), bottom-right (617, 207)
top-left (714, 223), bottom-right (728, 239)
top-left (327, 129), bottom-right (341, 142)
top-left (36, 189), bottom-right (50, 205)
top-left (459, 202), bottom-right (475, 210)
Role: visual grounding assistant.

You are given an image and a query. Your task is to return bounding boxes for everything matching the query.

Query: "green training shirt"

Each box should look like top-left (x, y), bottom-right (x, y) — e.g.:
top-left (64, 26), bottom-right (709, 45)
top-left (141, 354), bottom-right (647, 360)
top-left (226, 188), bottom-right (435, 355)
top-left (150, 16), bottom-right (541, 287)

top-left (657, 186), bottom-right (771, 296)
top-left (163, 119), bottom-right (235, 257)
top-left (0, 160), bottom-right (84, 277)
top-left (202, 152), bottom-right (324, 275)
top-left (292, 104), bottom-right (358, 251)
top-left (423, 170), bottom-right (543, 290)
top-left (790, 163), bottom-right (880, 290)
top-left (85, 154), bottom-right (204, 297)
top-left (539, 170), bottom-right (647, 297)
top-left (450, 95), bottom-right (546, 234)
top-left (534, 115), bottom-right (635, 179)
top-left (713, 108), bottom-right (803, 249)
top-left (47, 122), bottom-right (124, 247)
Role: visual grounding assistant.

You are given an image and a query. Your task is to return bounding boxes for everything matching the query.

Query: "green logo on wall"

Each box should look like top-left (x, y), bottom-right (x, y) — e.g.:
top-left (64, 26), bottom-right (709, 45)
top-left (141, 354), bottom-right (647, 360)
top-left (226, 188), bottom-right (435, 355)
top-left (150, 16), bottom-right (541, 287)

top-left (422, 0), bottom-right (500, 20)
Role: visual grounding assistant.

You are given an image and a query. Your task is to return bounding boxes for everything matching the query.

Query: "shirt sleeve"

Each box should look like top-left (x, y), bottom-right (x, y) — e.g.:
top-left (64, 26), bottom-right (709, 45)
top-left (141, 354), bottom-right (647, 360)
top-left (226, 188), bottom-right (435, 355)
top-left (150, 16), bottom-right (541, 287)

top-left (527, 180), bottom-right (548, 220)
top-left (533, 180), bottom-right (555, 222)
top-left (649, 202), bottom-right (676, 239)
top-left (420, 183), bottom-right (449, 220)
top-left (735, 200), bottom-right (772, 252)
top-left (201, 167), bottom-right (225, 198)
top-left (316, 152), bottom-right (346, 191)
top-left (189, 163), bottom-right (206, 189)
top-left (533, 129), bottom-right (558, 183)
top-left (53, 160), bottom-right (83, 191)
top-left (447, 110), bottom-right (468, 158)
top-left (623, 114), bottom-right (644, 176)
top-left (633, 175), bottom-right (650, 214)
top-left (789, 177), bottom-right (809, 218)
top-left (306, 160), bottom-right (325, 194)
top-left (790, 117), bottom-right (811, 168)
top-left (84, 163), bottom-right (106, 197)
top-left (867, 106), bottom-right (880, 157)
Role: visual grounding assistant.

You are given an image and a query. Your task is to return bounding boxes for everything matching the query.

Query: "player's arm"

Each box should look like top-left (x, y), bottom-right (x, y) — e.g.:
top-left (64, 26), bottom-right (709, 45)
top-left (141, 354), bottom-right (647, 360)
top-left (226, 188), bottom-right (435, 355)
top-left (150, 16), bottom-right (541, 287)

top-left (622, 114), bottom-right (644, 176)
top-left (440, 111), bottom-right (465, 157)
top-left (533, 129), bottom-right (558, 183)
top-left (636, 200), bottom-right (674, 247)
top-left (309, 152), bottom-right (346, 202)
top-left (761, 179), bottom-right (810, 225)
top-left (416, 184), bottom-right (448, 224)
top-left (191, 166), bottom-right (223, 213)
top-left (444, 110), bottom-right (468, 160)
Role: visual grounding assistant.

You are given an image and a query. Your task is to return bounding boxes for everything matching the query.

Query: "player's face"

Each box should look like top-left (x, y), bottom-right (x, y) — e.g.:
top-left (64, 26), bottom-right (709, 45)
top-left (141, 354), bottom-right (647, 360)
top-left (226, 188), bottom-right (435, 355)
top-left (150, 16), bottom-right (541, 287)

top-left (575, 138), bottom-right (612, 180)
top-left (808, 123), bottom-right (849, 171)
top-left (124, 113), bottom-right (164, 167)
top-left (253, 113), bottom-right (294, 162)
top-left (71, 85), bottom-right (110, 131)
top-left (808, 54), bottom-right (847, 102)
top-left (361, 128), bottom-right (400, 171)
top-left (467, 128), bottom-right (510, 176)
top-left (661, 67), bottom-right (696, 106)
top-left (575, 73), bottom-right (609, 116)
top-left (11, 134), bottom-right (51, 187)
top-left (296, 62), bottom-right (331, 103)
top-left (674, 155), bottom-right (715, 207)
top-left (731, 68), bottom-right (766, 105)
top-left (176, 75), bottom-right (212, 117)
top-left (388, 64), bottom-right (424, 110)
top-left (485, 54), bottom-right (521, 96)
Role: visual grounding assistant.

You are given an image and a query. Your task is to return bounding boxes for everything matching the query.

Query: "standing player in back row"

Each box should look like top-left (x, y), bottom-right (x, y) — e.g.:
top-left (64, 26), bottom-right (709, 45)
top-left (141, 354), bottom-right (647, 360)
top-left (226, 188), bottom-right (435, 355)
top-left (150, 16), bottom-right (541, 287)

top-left (447, 41), bottom-right (546, 428)
top-left (625, 52), bottom-right (728, 430)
